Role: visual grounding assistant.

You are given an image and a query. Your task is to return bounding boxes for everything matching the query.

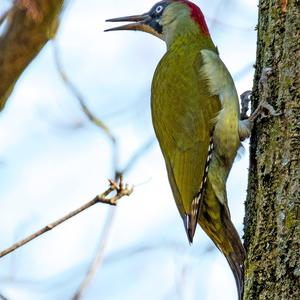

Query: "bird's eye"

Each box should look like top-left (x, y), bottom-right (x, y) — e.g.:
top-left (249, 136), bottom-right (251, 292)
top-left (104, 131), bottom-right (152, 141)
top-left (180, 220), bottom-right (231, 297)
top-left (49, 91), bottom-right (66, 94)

top-left (155, 5), bottom-right (164, 14)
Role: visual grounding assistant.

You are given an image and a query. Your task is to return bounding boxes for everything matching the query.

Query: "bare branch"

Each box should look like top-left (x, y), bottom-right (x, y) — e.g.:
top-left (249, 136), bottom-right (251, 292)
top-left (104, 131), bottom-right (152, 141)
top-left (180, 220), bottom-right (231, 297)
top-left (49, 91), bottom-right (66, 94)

top-left (53, 34), bottom-right (155, 300)
top-left (52, 40), bottom-right (119, 175)
top-left (52, 38), bottom-right (123, 299)
top-left (0, 178), bottom-right (133, 259)
top-left (52, 41), bottom-right (116, 142)
top-left (72, 138), bottom-right (155, 299)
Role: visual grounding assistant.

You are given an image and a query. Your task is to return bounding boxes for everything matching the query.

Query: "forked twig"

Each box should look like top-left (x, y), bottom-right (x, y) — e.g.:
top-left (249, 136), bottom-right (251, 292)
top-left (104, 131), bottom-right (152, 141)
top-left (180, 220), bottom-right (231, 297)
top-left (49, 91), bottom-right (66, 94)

top-left (0, 178), bottom-right (133, 259)
top-left (52, 40), bottom-right (155, 300)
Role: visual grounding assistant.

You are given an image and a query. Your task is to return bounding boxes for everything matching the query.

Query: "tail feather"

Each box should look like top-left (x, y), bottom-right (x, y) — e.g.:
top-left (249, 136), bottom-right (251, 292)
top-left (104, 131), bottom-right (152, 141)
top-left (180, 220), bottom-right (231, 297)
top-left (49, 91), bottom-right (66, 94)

top-left (222, 212), bottom-right (246, 300)
top-left (200, 204), bottom-right (246, 300)
top-left (226, 251), bottom-right (244, 300)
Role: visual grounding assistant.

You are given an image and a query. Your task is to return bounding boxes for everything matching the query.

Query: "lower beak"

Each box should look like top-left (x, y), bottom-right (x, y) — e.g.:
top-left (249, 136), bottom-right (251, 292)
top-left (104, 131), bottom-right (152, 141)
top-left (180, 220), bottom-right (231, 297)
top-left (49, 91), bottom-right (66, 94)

top-left (105, 13), bottom-right (162, 39)
top-left (105, 13), bottom-right (150, 32)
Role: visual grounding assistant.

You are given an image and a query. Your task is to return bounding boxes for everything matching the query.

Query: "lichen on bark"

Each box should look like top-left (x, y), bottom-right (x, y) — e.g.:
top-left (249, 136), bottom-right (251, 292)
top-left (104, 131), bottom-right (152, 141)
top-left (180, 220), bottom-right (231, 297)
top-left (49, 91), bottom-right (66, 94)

top-left (243, 0), bottom-right (300, 299)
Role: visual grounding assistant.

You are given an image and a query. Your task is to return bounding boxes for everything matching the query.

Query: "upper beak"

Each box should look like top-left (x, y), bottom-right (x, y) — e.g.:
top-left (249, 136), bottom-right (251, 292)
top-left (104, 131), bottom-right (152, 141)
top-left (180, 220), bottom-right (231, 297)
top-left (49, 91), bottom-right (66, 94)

top-left (105, 12), bottom-right (163, 39)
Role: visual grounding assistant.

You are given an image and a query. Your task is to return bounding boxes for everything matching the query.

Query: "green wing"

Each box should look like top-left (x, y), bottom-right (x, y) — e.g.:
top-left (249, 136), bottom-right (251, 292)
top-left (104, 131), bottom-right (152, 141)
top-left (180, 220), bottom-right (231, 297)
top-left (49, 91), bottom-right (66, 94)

top-left (151, 49), bottom-right (221, 240)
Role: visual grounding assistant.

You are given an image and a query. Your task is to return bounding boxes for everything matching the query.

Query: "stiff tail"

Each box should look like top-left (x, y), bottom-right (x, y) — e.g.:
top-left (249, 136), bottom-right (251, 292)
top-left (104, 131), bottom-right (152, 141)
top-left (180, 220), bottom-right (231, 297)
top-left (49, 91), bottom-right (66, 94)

top-left (226, 250), bottom-right (244, 300)
top-left (200, 204), bottom-right (246, 300)
top-left (222, 213), bottom-right (246, 300)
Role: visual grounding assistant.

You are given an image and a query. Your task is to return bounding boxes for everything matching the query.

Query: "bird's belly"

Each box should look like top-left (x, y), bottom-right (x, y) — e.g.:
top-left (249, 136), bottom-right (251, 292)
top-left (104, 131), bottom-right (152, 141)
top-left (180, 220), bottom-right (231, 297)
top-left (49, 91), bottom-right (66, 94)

top-left (214, 107), bottom-right (240, 168)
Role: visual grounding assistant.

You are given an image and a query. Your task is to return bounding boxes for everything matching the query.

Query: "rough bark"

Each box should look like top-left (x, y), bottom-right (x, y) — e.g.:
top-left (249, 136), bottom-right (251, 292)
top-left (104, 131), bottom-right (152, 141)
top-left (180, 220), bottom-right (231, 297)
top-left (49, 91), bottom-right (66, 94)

top-left (0, 0), bottom-right (64, 111)
top-left (244, 0), bottom-right (299, 299)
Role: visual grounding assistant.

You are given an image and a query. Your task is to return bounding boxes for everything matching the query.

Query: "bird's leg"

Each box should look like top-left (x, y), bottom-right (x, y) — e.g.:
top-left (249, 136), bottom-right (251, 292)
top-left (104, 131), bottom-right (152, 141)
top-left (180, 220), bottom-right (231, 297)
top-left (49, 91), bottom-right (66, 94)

top-left (238, 67), bottom-right (282, 141)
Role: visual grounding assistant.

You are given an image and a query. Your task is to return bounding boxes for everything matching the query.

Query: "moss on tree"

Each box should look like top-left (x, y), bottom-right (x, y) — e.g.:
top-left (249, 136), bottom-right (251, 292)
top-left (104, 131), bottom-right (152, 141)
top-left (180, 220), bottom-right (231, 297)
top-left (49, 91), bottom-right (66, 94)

top-left (244, 0), bottom-right (300, 299)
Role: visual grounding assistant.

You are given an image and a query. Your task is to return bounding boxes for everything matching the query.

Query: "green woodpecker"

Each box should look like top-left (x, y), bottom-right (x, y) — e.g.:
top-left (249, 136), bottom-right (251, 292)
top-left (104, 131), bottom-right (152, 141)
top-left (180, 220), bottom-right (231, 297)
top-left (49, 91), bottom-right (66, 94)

top-left (106, 1), bottom-right (249, 299)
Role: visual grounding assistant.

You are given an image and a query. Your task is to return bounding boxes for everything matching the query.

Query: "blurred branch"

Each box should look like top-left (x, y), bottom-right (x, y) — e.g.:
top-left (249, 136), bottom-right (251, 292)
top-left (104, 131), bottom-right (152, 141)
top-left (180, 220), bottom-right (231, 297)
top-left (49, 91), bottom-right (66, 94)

top-left (72, 208), bottom-right (114, 300)
top-left (52, 41), bottom-right (119, 173)
top-left (0, 0), bottom-right (64, 111)
top-left (52, 38), bottom-right (122, 300)
top-left (0, 293), bottom-right (9, 300)
top-left (72, 137), bottom-right (155, 300)
top-left (208, 0), bottom-right (234, 31)
top-left (207, 17), bottom-right (253, 32)
top-left (53, 36), bottom-right (155, 300)
top-left (52, 41), bottom-right (115, 142)
top-left (53, 40), bottom-right (120, 299)
top-left (0, 177), bottom-right (133, 259)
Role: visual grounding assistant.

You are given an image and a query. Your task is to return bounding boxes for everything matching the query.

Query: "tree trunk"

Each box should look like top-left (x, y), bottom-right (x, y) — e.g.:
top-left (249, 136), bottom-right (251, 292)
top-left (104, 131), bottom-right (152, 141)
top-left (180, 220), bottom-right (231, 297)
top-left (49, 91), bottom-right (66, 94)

top-left (243, 0), bottom-right (299, 299)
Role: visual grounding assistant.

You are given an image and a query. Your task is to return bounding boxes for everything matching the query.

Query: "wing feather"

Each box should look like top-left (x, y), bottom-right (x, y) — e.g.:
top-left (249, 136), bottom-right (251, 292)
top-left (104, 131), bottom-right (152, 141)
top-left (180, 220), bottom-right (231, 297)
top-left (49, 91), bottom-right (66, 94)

top-left (151, 48), bottom-right (221, 241)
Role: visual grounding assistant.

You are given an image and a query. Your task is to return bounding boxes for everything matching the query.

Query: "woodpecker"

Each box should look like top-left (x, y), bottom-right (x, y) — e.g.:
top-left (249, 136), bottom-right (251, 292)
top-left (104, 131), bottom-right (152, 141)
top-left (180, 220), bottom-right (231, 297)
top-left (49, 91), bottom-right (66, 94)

top-left (106, 1), bottom-right (248, 299)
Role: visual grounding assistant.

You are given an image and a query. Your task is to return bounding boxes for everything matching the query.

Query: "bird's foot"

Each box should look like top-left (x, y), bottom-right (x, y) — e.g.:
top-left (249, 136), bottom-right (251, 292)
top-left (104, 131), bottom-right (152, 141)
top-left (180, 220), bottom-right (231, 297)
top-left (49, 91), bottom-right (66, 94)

top-left (248, 99), bottom-right (282, 122)
top-left (238, 67), bottom-right (282, 141)
top-left (249, 67), bottom-right (282, 122)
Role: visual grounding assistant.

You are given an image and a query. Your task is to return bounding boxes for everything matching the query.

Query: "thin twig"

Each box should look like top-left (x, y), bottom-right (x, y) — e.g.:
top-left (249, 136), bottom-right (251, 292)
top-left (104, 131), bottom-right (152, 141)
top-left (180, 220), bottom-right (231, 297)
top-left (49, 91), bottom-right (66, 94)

top-left (72, 208), bottom-right (115, 300)
top-left (52, 41), bottom-right (115, 142)
top-left (52, 39), bottom-right (155, 300)
top-left (52, 39), bottom-right (122, 299)
top-left (72, 138), bottom-right (155, 300)
top-left (0, 179), bottom-right (133, 259)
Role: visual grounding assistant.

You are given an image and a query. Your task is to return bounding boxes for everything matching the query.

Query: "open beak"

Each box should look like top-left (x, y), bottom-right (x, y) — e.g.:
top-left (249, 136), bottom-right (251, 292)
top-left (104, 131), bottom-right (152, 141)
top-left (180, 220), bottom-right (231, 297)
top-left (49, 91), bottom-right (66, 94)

top-left (105, 12), bottom-right (163, 39)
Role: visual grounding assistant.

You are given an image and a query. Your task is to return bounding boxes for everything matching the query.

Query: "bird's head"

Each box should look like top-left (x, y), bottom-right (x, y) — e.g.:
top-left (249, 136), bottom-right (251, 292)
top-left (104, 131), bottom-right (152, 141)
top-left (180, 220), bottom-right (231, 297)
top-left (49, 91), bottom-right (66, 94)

top-left (105, 0), bottom-right (211, 46)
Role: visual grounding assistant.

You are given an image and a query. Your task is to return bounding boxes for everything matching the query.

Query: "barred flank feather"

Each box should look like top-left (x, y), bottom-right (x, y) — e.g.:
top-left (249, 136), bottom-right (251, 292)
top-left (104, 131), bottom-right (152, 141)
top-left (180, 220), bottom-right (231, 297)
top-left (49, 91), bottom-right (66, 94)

top-left (186, 135), bottom-right (214, 243)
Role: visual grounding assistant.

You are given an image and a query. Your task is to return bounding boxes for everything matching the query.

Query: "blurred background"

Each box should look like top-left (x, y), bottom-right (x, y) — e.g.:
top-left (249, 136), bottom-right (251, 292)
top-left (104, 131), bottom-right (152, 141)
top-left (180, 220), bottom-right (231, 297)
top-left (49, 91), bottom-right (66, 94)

top-left (0, 0), bottom-right (257, 299)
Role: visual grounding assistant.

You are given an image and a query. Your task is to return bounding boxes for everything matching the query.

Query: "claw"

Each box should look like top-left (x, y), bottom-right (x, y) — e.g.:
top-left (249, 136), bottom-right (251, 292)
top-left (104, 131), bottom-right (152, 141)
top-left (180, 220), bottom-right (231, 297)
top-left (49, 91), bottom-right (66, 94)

top-left (238, 66), bottom-right (282, 140)
top-left (240, 90), bottom-right (252, 120)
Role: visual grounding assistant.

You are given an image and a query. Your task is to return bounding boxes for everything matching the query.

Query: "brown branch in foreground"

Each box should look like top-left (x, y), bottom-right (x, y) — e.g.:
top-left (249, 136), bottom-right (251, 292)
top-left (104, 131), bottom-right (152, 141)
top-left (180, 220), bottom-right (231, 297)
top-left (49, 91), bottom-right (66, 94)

top-left (0, 0), bottom-right (64, 111)
top-left (0, 178), bottom-right (133, 259)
